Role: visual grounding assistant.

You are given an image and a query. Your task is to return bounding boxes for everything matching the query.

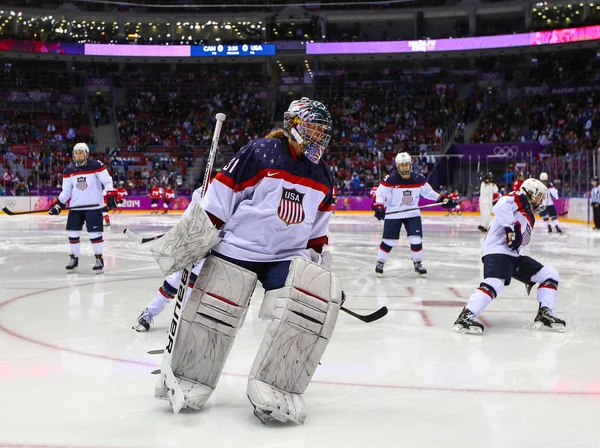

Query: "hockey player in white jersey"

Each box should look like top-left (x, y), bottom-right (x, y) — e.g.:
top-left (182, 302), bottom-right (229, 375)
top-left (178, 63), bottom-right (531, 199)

top-left (372, 152), bottom-right (456, 275)
top-left (153, 98), bottom-right (341, 424)
top-left (452, 178), bottom-right (566, 334)
top-left (539, 172), bottom-right (563, 233)
top-left (133, 186), bottom-right (205, 331)
top-left (49, 142), bottom-right (114, 273)
top-left (478, 172), bottom-right (498, 232)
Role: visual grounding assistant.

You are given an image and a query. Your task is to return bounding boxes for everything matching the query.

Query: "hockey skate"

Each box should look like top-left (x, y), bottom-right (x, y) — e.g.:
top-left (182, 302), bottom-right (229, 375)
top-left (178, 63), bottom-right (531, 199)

top-left (477, 225), bottom-right (487, 233)
top-left (555, 227), bottom-right (563, 234)
top-left (133, 308), bottom-right (153, 332)
top-left (452, 308), bottom-right (484, 334)
top-left (413, 261), bottom-right (427, 275)
top-left (533, 305), bottom-right (566, 332)
top-left (547, 225), bottom-right (552, 233)
top-left (93, 255), bottom-right (104, 274)
top-left (375, 261), bottom-right (384, 275)
top-left (65, 254), bottom-right (78, 273)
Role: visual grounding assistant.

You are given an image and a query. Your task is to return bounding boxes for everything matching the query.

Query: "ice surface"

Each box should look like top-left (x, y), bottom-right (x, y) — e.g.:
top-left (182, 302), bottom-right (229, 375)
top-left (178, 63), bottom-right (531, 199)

top-left (1, 212), bottom-right (600, 448)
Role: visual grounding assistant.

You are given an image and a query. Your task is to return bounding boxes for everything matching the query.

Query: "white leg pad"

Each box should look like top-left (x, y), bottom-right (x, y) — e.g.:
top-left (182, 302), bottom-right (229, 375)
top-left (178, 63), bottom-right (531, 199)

top-left (155, 255), bottom-right (257, 410)
top-left (247, 257), bottom-right (342, 424)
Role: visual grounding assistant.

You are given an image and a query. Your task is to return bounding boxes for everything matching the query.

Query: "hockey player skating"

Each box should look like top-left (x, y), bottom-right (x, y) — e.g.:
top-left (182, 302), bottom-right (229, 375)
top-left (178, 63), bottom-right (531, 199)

top-left (102, 188), bottom-right (117, 225)
top-left (453, 178), bottom-right (566, 334)
top-left (49, 142), bottom-right (115, 274)
top-left (539, 172), bottom-right (563, 233)
top-left (149, 183), bottom-right (162, 214)
top-left (478, 172), bottom-right (498, 232)
top-left (114, 181), bottom-right (128, 213)
top-left (163, 185), bottom-right (175, 214)
top-left (372, 152), bottom-right (456, 276)
top-left (591, 176), bottom-right (600, 230)
top-left (153, 98), bottom-right (341, 424)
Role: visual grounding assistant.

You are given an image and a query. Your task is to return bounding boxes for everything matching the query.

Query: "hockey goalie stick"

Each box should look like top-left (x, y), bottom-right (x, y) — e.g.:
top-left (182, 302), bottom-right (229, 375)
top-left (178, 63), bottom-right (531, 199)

top-left (2, 203), bottom-right (100, 216)
top-left (156, 112), bottom-right (226, 414)
top-left (123, 229), bottom-right (165, 244)
top-left (385, 199), bottom-right (449, 216)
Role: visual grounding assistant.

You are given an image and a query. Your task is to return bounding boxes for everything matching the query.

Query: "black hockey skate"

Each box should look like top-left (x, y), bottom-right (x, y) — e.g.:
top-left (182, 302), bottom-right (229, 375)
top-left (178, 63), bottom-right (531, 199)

top-left (133, 308), bottom-right (153, 332)
top-left (413, 261), bottom-right (427, 275)
top-left (477, 225), bottom-right (487, 233)
top-left (555, 227), bottom-right (563, 234)
top-left (375, 261), bottom-right (385, 275)
top-left (65, 254), bottom-right (78, 273)
top-left (93, 255), bottom-right (104, 274)
top-left (452, 308), bottom-right (484, 334)
top-left (547, 225), bottom-right (552, 233)
top-left (533, 305), bottom-right (566, 332)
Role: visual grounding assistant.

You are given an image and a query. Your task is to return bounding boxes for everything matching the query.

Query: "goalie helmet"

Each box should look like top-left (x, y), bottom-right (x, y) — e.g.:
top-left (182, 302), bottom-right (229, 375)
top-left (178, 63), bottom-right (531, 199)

top-left (520, 178), bottom-right (548, 214)
top-left (72, 142), bottom-right (89, 167)
top-left (539, 172), bottom-right (549, 182)
top-left (395, 152), bottom-right (412, 176)
top-left (283, 97), bottom-right (332, 164)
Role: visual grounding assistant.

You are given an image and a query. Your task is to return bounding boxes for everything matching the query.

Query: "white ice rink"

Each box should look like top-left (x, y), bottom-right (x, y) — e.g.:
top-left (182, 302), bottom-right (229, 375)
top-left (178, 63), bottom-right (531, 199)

top-left (1, 212), bottom-right (600, 448)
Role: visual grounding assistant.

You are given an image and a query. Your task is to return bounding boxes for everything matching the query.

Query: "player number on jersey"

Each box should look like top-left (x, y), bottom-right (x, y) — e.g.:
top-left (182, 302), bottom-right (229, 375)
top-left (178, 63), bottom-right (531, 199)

top-left (223, 157), bottom-right (240, 173)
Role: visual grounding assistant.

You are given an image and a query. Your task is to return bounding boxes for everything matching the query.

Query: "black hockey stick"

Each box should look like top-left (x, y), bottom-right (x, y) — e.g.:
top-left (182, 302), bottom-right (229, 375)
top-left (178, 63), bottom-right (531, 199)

top-left (2, 203), bottom-right (100, 216)
top-left (123, 228), bottom-right (165, 244)
top-left (341, 305), bottom-right (388, 323)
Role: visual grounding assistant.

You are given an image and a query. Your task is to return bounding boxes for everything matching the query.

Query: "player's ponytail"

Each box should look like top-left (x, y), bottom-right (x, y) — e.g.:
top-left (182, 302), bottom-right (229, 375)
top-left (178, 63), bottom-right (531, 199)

top-left (265, 129), bottom-right (286, 140)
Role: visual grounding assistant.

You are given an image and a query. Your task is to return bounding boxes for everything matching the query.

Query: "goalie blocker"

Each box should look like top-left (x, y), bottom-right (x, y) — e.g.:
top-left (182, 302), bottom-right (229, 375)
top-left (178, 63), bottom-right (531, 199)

top-left (156, 255), bottom-right (342, 424)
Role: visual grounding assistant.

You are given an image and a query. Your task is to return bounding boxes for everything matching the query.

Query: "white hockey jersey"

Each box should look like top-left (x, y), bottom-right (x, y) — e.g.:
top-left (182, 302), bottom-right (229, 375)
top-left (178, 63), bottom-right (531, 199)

top-left (58, 159), bottom-right (114, 210)
top-left (544, 183), bottom-right (559, 206)
top-left (482, 192), bottom-right (535, 258)
top-left (480, 181), bottom-right (498, 205)
top-left (375, 171), bottom-right (440, 220)
top-left (201, 137), bottom-right (334, 262)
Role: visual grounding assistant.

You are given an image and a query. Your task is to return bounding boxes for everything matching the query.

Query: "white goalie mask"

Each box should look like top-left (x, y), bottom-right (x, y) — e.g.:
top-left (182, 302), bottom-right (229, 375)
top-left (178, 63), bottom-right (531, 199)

top-left (520, 178), bottom-right (548, 214)
top-left (395, 152), bottom-right (412, 176)
top-left (72, 142), bottom-right (89, 167)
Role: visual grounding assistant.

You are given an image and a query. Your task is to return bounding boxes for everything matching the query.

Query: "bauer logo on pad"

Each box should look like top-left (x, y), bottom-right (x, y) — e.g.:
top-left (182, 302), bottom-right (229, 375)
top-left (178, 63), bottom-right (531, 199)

top-left (76, 176), bottom-right (88, 191)
top-left (278, 187), bottom-right (306, 226)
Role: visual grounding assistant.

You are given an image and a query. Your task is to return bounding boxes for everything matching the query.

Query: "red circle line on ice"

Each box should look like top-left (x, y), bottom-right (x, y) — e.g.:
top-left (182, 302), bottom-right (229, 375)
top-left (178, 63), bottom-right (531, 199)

top-left (0, 277), bottom-right (596, 397)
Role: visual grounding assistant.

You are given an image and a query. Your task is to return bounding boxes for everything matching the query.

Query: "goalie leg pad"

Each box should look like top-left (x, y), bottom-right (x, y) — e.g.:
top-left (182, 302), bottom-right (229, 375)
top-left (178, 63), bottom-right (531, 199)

top-left (247, 257), bottom-right (342, 424)
top-left (157, 255), bottom-right (257, 410)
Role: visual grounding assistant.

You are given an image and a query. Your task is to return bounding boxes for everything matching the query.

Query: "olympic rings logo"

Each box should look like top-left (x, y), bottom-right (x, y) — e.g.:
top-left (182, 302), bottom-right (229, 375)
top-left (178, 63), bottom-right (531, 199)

top-left (493, 146), bottom-right (519, 157)
top-left (2, 199), bottom-right (17, 207)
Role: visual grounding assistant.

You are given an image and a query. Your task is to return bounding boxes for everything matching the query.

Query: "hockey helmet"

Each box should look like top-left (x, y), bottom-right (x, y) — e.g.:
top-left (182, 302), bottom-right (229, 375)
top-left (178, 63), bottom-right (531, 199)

top-left (539, 172), bottom-right (549, 182)
top-left (485, 172), bottom-right (494, 182)
top-left (395, 152), bottom-right (412, 176)
top-left (592, 176), bottom-right (599, 184)
top-left (520, 178), bottom-right (548, 214)
top-left (284, 97), bottom-right (332, 164)
top-left (72, 142), bottom-right (89, 167)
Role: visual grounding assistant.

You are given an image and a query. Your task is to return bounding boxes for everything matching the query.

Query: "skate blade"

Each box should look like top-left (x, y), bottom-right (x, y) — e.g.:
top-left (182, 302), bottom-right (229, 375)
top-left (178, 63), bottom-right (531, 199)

top-left (132, 324), bottom-right (149, 332)
top-left (375, 271), bottom-right (384, 276)
top-left (452, 324), bottom-right (483, 334)
top-left (533, 321), bottom-right (565, 332)
top-left (94, 269), bottom-right (104, 275)
top-left (66, 268), bottom-right (78, 274)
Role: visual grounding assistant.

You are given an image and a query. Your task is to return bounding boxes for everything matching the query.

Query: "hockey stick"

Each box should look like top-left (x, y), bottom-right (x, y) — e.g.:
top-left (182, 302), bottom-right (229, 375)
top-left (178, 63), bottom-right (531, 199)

top-left (123, 229), bottom-right (165, 244)
top-left (385, 199), bottom-right (449, 216)
top-left (156, 112), bottom-right (226, 414)
top-left (2, 203), bottom-right (100, 216)
top-left (341, 305), bottom-right (388, 323)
